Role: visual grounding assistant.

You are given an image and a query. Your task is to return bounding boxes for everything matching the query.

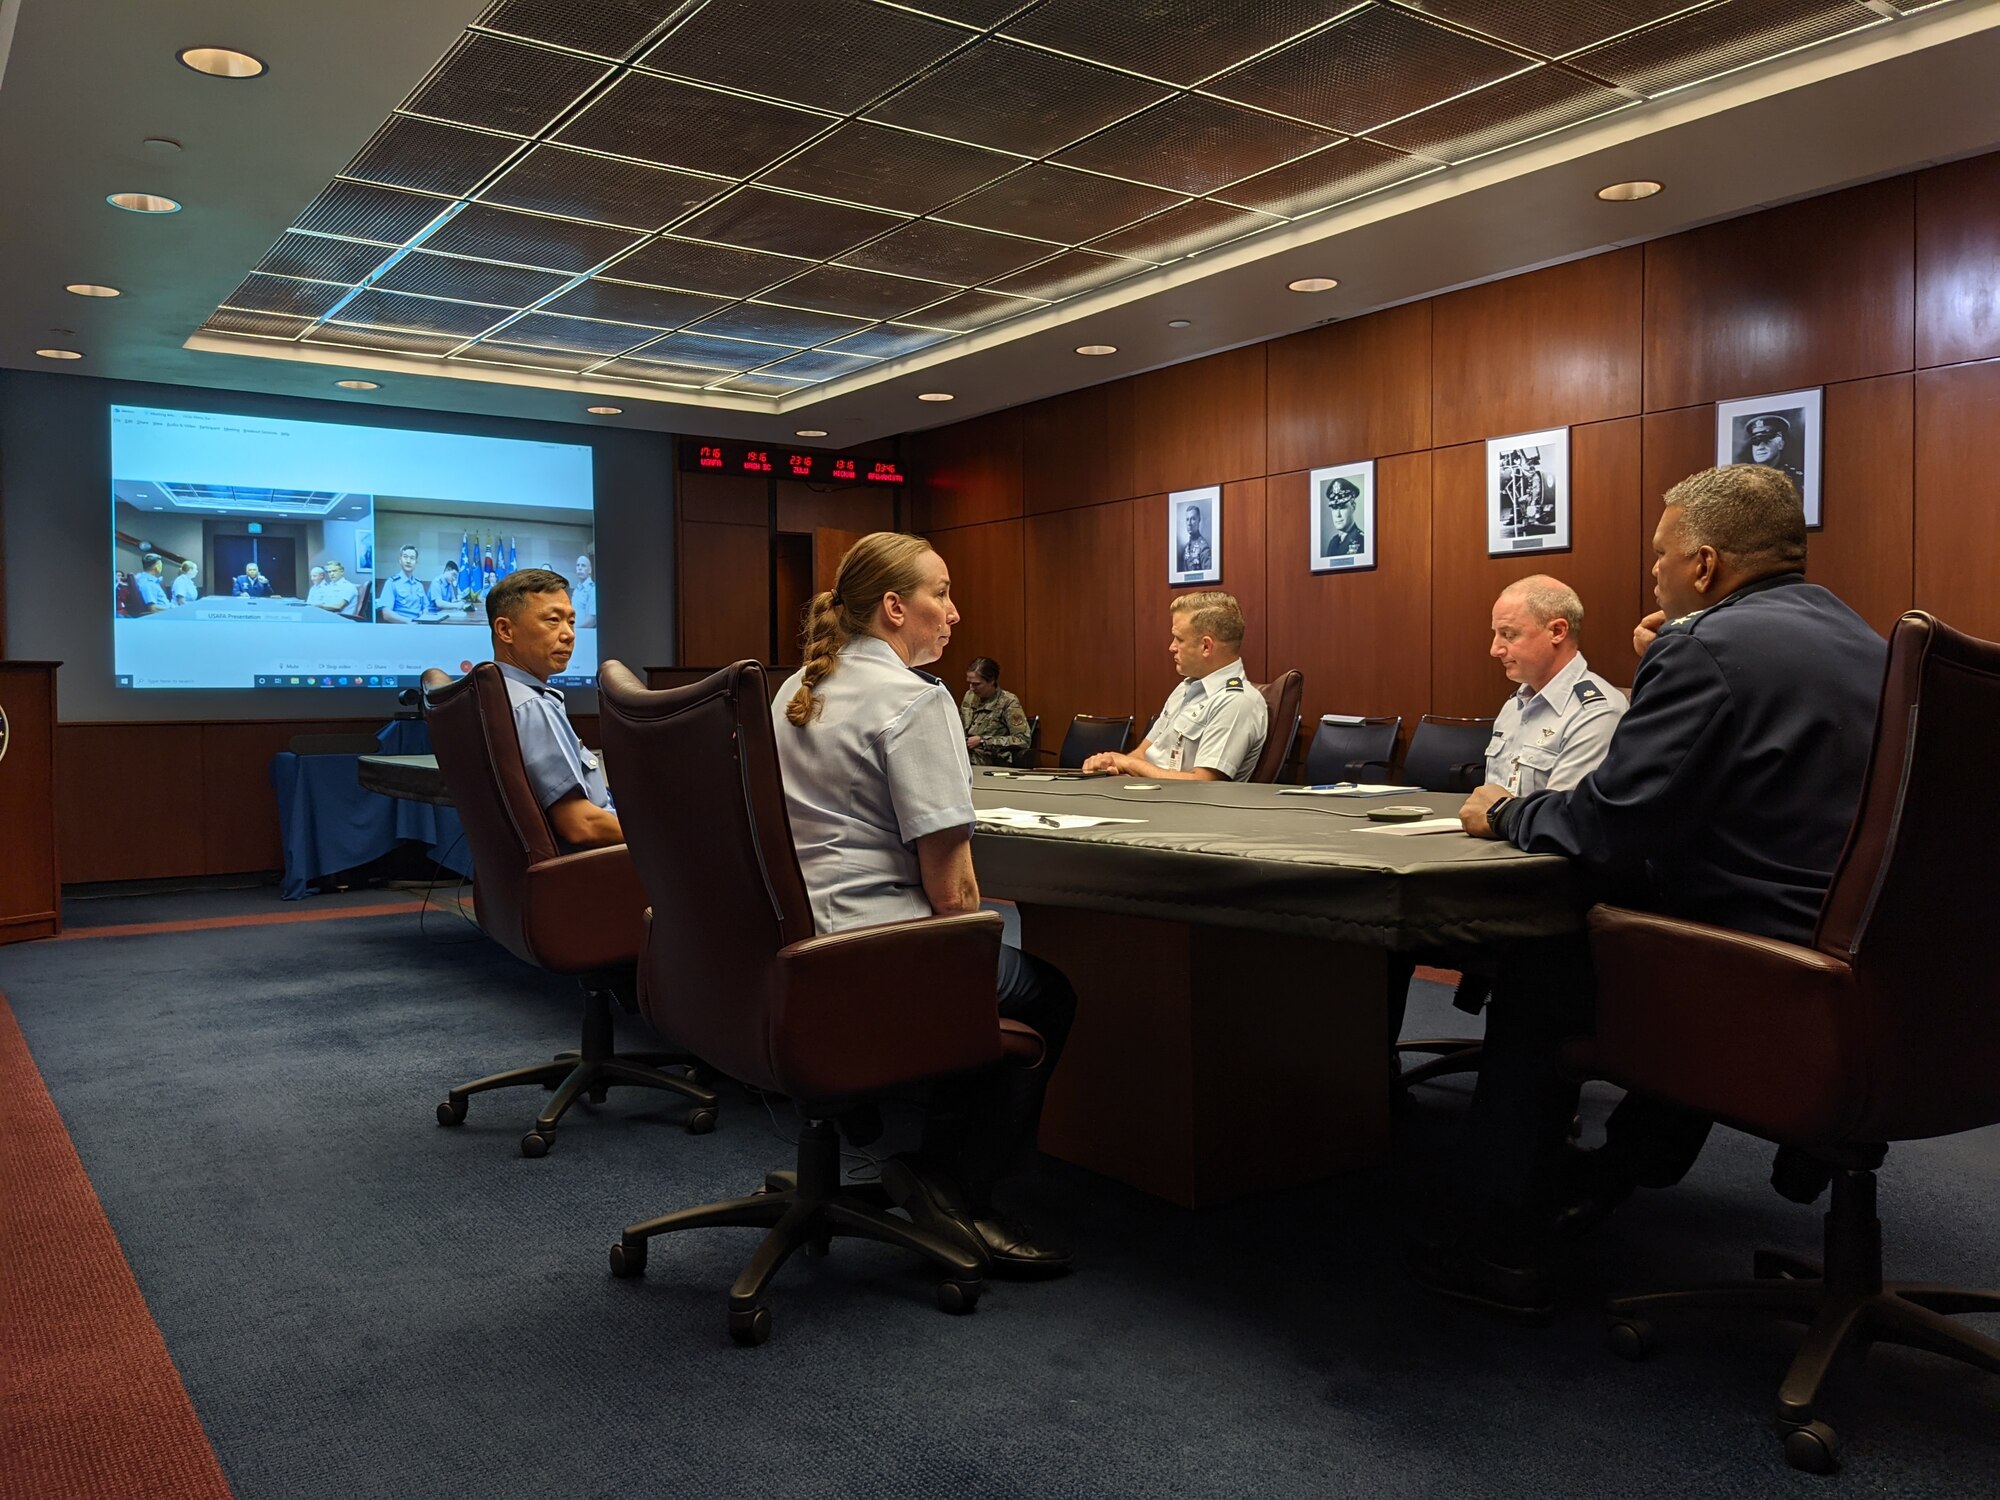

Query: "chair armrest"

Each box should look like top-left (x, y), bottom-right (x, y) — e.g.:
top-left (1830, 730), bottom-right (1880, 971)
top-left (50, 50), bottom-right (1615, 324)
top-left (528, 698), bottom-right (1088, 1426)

top-left (519, 844), bottom-right (649, 972)
top-left (773, 910), bottom-right (1006, 1100)
top-left (1571, 905), bottom-right (1863, 1143)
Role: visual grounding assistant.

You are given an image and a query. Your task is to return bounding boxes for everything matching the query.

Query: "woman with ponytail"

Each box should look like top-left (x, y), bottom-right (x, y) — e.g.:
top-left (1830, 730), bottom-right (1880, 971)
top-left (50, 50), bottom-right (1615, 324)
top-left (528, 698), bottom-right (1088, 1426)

top-left (770, 532), bottom-right (1075, 1279)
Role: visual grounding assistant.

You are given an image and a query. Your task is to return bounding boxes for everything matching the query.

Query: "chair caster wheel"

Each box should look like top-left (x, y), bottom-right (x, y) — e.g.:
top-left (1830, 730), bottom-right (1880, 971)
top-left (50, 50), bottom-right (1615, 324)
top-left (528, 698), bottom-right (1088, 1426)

top-left (587, 1084), bottom-right (609, 1104)
top-left (935, 1277), bottom-right (982, 1315)
top-left (608, 1240), bottom-right (647, 1278)
top-left (521, 1131), bottom-right (551, 1158)
top-left (759, 1170), bottom-right (797, 1195)
top-left (685, 1108), bottom-right (718, 1135)
top-left (805, 1233), bottom-right (832, 1259)
top-left (436, 1098), bottom-right (466, 1126)
top-left (1607, 1317), bottom-right (1652, 1361)
top-left (1782, 1420), bottom-right (1839, 1474)
top-left (729, 1306), bottom-right (772, 1346)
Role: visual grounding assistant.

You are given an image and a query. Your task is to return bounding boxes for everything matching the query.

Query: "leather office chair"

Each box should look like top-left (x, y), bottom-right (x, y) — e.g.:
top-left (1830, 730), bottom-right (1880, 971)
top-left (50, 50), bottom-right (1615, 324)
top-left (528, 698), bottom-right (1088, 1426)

top-left (1302, 715), bottom-right (1400, 785)
top-left (1017, 714), bottom-right (1041, 769)
top-left (421, 664), bottom-right (717, 1156)
top-left (1400, 714), bottom-right (1494, 793)
top-left (1248, 670), bottom-right (1304, 784)
top-left (1059, 713), bottom-right (1133, 768)
top-left (595, 660), bottom-right (1047, 1344)
top-left (1569, 612), bottom-right (2000, 1474)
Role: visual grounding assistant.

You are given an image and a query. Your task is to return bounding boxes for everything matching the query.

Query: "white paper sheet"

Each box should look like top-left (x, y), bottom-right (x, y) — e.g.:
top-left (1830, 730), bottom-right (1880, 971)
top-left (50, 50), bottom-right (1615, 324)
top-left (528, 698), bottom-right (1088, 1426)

top-left (1358, 817), bottom-right (1467, 836)
top-left (976, 807), bottom-right (1148, 830)
top-left (1277, 783), bottom-right (1406, 796)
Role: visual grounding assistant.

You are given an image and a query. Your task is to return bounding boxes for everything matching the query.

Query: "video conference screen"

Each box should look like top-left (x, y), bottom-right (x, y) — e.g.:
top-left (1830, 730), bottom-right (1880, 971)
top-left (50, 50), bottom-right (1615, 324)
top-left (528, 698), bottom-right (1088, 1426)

top-left (110, 405), bottom-right (597, 690)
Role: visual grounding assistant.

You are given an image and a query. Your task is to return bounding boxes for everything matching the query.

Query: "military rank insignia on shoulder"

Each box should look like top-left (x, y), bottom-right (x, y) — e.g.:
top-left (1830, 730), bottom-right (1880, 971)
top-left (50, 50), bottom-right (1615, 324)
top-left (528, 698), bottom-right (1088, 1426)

top-left (911, 668), bottom-right (943, 686)
top-left (1573, 679), bottom-right (1606, 706)
top-left (1225, 677), bottom-right (1243, 692)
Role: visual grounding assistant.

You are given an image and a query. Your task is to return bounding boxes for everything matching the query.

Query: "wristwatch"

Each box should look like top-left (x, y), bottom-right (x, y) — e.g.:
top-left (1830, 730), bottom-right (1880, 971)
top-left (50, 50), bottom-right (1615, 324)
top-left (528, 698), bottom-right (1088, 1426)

top-left (1485, 793), bottom-right (1514, 829)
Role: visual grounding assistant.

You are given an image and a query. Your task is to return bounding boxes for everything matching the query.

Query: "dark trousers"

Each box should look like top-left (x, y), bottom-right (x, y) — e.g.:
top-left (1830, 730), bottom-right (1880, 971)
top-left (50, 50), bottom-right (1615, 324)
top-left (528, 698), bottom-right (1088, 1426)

top-left (919, 945), bottom-right (1077, 1211)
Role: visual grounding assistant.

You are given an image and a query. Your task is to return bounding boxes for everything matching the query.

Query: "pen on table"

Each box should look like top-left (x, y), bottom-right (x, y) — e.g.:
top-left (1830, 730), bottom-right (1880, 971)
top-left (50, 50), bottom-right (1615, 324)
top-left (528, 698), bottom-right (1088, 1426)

top-left (1035, 815), bottom-right (1061, 827)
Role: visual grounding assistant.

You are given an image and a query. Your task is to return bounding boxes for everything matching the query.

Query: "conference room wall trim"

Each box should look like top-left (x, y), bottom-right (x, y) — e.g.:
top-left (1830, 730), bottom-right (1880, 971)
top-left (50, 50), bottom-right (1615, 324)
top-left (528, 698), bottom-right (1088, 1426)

top-left (899, 152), bottom-right (2000, 766)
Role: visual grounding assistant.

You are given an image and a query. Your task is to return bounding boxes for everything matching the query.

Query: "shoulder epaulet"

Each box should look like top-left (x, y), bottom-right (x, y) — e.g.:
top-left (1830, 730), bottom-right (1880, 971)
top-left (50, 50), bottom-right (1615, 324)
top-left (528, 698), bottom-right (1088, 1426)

top-left (1573, 679), bottom-right (1605, 706)
top-left (911, 668), bottom-right (943, 686)
top-left (1224, 677), bottom-right (1243, 692)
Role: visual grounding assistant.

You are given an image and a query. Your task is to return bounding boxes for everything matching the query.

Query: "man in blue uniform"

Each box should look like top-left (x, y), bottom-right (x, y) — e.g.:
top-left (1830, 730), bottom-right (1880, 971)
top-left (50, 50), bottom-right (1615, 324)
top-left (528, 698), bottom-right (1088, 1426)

top-left (133, 554), bottom-right (172, 612)
top-left (379, 546), bottom-right (430, 621)
top-left (1411, 464), bottom-right (1885, 1320)
top-left (232, 562), bottom-right (274, 597)
top-left (427, 558), bottom-right (463, 611)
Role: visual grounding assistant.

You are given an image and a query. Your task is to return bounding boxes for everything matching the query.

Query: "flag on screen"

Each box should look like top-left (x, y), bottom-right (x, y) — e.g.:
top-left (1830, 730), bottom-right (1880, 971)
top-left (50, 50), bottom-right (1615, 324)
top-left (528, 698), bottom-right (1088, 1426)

top-left (459, 531), bottom-right (470, 578)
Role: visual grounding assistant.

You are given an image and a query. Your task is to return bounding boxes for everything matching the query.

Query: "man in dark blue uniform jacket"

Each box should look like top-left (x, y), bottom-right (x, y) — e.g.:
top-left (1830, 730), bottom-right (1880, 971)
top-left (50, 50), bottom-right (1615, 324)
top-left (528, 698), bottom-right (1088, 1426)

top-left (1413, 463), bottom-right (1885, 1320)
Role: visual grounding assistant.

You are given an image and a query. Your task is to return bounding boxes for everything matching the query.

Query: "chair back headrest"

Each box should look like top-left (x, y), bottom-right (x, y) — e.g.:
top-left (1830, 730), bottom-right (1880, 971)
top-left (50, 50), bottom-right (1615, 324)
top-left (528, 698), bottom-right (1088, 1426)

top-left (422, 663), bottom-right (560, 958)
top-left (1248, 670), bottom-right (1304, 783)
top-left (1303, 715), bottom-right (1401, 785)
top-left (1402, 715), bottom-right (1494, 792)
top-left (1813, 612), bottom-right (2000, 1139)
top-left (596, 660), bottom-right (814, 1085)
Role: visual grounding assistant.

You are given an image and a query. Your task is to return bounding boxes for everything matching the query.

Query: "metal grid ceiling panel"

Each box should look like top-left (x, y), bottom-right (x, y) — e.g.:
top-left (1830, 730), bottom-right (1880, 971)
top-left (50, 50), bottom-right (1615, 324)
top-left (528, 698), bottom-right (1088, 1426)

top-left (256, 234), bottom-right (393, 284)
top-left (344, 116), bottom-right (523, 197)
top-left (1366, 64), bottom-right (1636, 162)
top-left (691, 301), bottom-right (874, 347)
top-left (894, 0), bottom-right (1035, 25)
top-left (903, 288), bottom-right (1045, 331)
top-left (763, 263), bottom-right (959, 320)
top-left (556, 73), bottom-right (834, 178)
top-left (627, 330), bottom-right (792, 369)
top-left (488, 311), bottom-right (663, 353)
top-left (474, 0), bottom-right (682, 59)
top-left (1086, 199), bottom-right (1282, 261)
top-left (1395, 2), bottom-right (1708, 58)
top-left (823, 322), bottom-right (955, 358)
top-left (1214, 137), bottom-right (1437, 216)
top-left (1570, 1), bottom-right (1889, 97)
top-left (672, 188), bottom-right (905, 260)
top-left (294, 182), bottom-right (455, 245)
top-left (223, 275), bottom-right (353, 320)
top-left (336, 289), bottom-right (514, 335)
top-left (986, 249), bottom-right (1147, 301)
top-left (710, 371), bottom-right (818, 395)
top-left (373, 251), bottom-right (573, 306)
top-left (936, 163), bottom-right (1183, 241)
top-left (641, 0), bottom-right (972, 114)
top-left (455, 342), bottom-right (606, 371)
top-left (757, 349), bottom-right (880, 380)
top-left (589, 356), bottom-right (724, 386)
top-left (406, 32), bottom-right (611, 135)
top-left (544, 278), bottom-right (729, 326)
top-left (481, 144), bottom-right (728, 229)
top-left (1000, 0), bottom-right (1355, 87)
top-left (837, 218), bottom-right (1053, 283)
top-left (864, 40), bottom-right (1171, 157)
top-left (605, 237), bottom-right (811, 296)
top-left (1053, 94), bottom-right (1339, 195)
top-left (304, 325), bottom-right (468, 357)
top-left (1206, 6), bottom-right (1531, 135)
top-left (420, 203), bottom-right (642, 271)
top-left (756, 122), bottom-right (1024, 216)
top-left (202, 309), bottom-right (315, 340)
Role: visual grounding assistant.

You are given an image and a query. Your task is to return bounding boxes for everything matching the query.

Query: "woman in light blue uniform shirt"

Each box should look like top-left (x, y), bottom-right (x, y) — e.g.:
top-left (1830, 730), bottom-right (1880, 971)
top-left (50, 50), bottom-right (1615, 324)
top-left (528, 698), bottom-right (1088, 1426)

top-left (772, 531), bottom-right (1075, 1279)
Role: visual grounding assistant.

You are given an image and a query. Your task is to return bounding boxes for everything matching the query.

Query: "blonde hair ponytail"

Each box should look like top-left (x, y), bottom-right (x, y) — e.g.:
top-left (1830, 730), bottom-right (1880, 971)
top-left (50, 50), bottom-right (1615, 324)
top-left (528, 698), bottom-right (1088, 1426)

top-left (784, 531), bottom-right (936, 727)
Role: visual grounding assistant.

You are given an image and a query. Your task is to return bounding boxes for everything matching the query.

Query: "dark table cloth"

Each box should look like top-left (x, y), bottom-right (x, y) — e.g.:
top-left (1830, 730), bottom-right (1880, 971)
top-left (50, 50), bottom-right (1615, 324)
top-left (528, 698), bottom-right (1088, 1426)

top-left (271, 724), bottom-right (471, 899)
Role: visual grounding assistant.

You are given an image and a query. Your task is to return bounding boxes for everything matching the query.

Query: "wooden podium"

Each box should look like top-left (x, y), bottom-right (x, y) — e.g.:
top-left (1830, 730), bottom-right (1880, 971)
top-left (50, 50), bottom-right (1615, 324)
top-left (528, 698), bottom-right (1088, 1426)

top-left (0, 661), bottom-right (61, 944)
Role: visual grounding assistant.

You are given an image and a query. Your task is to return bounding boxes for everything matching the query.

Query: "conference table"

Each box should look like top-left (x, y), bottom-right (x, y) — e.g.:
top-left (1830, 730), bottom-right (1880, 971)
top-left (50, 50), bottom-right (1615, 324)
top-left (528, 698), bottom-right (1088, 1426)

top-left (357, 755), bottom-right (1583, 1206)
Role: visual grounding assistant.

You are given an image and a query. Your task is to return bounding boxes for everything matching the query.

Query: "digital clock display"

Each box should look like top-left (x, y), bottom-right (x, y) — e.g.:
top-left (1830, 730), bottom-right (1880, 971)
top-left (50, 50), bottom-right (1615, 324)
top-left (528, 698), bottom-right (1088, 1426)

top-left (684, 439), bottom-right (903, 485)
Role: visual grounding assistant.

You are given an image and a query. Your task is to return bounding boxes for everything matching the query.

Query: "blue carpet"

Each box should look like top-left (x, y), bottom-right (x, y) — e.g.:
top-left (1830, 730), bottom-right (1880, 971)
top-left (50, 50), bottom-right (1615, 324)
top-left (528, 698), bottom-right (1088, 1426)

top-left (3, 894), bottom-right (1996, 1499)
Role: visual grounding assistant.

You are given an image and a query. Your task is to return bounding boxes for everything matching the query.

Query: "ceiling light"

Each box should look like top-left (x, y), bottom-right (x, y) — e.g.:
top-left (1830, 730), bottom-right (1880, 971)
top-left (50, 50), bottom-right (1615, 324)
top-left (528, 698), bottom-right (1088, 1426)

top-left (334, 379), bottom-right (379, 391)
top-left (1075, 344), bottom-right (1117, 356)
top-left (143, 137), bottom-right (183, 154)
top-left (66, 283), bottom-right (121, 298)
top-left (1288, 277), bottom-right (1339, 293)
top-left (177, 46), bottom-right (267, 78)
top-left (917, 392), bottom-right (954, 402)
top-left (794, 428), bottom-right (828, 438)
top-left (107, 192), bottom-right (181, 214)
top-left (1597, 180), bottom-right (1663, 202)
top-left (586, 405), bottom-right (622, 415)
top-left (36, 348), bottom-right (83, 360)
top-left (1167, 319), bottom-right (1192, 329)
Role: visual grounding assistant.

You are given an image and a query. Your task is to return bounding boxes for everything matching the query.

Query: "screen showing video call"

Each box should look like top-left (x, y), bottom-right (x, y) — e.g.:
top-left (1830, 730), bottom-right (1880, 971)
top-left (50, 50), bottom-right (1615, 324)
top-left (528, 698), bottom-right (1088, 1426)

top-left (110, 404), bottom-right (598, 690)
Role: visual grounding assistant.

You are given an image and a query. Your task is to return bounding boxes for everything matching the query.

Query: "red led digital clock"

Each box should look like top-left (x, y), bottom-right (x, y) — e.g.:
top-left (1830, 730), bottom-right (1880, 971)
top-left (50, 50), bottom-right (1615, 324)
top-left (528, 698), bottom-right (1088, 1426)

top-left (684, 439), bottom-right (903, 485)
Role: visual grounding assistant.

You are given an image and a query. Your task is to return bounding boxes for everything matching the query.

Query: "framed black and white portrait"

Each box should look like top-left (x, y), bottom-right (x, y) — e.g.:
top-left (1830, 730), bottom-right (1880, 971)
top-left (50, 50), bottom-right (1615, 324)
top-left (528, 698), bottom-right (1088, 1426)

top-left (1309, 461), bottom-right (1376, 574)
top-left (1486, 428), bottom-right (1570, 557)
top-left (1168, 485), bottom-right (1222, 585)
top-left (1716, 387), bottom-right (1822, 528)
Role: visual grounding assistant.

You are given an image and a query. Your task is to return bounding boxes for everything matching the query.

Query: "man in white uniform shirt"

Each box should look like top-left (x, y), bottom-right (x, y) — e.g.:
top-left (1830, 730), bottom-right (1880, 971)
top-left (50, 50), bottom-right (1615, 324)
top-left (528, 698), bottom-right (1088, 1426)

top-left (1480, 575), bottom-right (1627, 796)
top-left (1085, 591), bottom-right (1268, 781)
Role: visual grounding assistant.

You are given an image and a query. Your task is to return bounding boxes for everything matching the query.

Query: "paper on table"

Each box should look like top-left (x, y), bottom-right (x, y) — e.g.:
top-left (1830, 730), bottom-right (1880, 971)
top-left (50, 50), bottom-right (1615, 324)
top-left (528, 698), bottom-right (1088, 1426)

top-left (1358, 817), bottom-right (1466, 836)
top-left (976, 807), bottom-right (1147, 830)
top-left (1277, 782), bottom-right (1405, 796)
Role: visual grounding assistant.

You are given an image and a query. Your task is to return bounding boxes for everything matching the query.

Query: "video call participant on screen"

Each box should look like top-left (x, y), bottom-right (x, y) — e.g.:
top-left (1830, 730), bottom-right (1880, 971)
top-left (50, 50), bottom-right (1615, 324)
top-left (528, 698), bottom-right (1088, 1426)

top-left (314, 560), bottom-right (358, 615)
top-left (380, 546), bottom-right (429, 622)
top-left (171, 560), bottom-right (201, 606)
top-left (774, 531), bottom-right (1075, 1278)
top-left (133, 554), bottom-right (171, 612)
top-left (428, 558), bottom-right (463, 610)
top-left (487, 567), bottom-right (620, 851)
top-left (570, 554), bottom-right (597, 629)
top-left (305, 565), bottom-right (326, 601)
top-left (232, 561), bottom-right (273, 598)
top-left (1084, 592), bottom-right (1269, 782)
top-left (1418, 466), bottom-right (1885, 1321)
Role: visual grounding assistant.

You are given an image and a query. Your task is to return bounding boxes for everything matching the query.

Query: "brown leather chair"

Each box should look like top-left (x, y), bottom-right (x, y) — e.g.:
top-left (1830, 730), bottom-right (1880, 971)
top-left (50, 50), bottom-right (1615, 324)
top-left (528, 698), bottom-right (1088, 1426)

top-left (422, 664), bottom-right (717, 1156)
top-left (1248, 670), bottom-right (1304, 784)
top-left (1569, 612), bottom-right (2000, 1474)
top-left (595, 660), bottom-right (1046, 1344)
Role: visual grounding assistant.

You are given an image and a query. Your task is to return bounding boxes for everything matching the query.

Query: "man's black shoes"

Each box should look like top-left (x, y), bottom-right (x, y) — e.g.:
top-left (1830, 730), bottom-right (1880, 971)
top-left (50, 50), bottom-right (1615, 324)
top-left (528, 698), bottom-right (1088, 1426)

top-left (1550, 1145), bottom-right (1636, 1240)
top-left (881, 1156), bottom-right (1071, 1280)
top-left (968, 1212), bottom-right (1072, 1279)
top-left (1404, 1237), bottom-right (1555, 1324)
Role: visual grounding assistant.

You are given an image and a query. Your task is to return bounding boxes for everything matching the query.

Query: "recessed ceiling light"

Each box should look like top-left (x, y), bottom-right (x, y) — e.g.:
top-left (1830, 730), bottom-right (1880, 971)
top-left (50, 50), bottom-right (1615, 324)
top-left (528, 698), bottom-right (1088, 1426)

top-left (917, 392), bottom-right (954, 402)
top-left (794, 428), bottom-right (828, 438)
top-left (36, 348), bottom-right (84, 360)
top-left (107, 192), bottom-right (181, 214)
top-left (1288, 277), bottom-right (1339, 293)
top-left (1167, 319), bottom-right (1192, 329)
top-left (586, 405), bottom-right (622, 415)
top-left (334, 379), bottom-right (379, 391)
top-left (177, 46), bottom-right (267, 78)
top-left (1597, 179), bottom-right (1663, 202)
top-left (66, 283), bottom-right (122, 298)
top-left (1075, 343), bottom-right (1117, 356)
top-left (142, 137), bottom-right (184, 154)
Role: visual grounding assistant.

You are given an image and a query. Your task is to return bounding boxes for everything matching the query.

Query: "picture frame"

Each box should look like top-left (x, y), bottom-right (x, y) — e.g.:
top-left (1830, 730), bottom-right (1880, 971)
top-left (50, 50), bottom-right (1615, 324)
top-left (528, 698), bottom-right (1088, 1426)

top-left (1486, 428), bottom-right (1571, 557)
top-left (1309, 461), bottom-right (1377, 574)
top-left (356, 527), bottom-right (375, 575)
top-left (1168, 485), bottom-right (1222, 585)
top-left (1715, 387), bottom-right (1823, 529)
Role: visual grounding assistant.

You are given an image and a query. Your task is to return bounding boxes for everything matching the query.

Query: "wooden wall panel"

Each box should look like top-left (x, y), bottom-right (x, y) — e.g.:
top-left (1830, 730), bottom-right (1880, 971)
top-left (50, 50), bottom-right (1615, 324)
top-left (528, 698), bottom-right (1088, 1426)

top-left (679, 521), bottom-right (770, 666)
top-left (1267, 301), bottom-right (1431, 473)
top-left (57, 725), bottom-right (204, 882)
top-left (1023, 504), bottom-right (1134, 758)
top-left (678, 469), bottom-right (768, 526)
top-left (1812, 374), bottom-right (1914, 636)
top-left (1022, 381), bottom-right (1136, 513)
top-left (776, 482), bottom-right (894, 536)
top-left (1431, 248), bottom-right (1643, 448)
top-left (1130, 480), bottom-right (1268, 721)
top-left (930, 519), bottom-right (1026, 721)
top-left (1124, 345), bottom-right (1267, 498)
top-left (1644, 177), bottom-right (1915, 411)
top-left (1639, 403), bottom-right (1715, 619)
top-left (200, 723), bottom-right (306, 875)
top-left (1266, 452), bottom-right (1432, 743)
top-left (1916, 153), bottom-right (2000, 370)
top-left (1915, 360), bottom-right (2000, 640)
top-left (909, 409), bottom-right (1022, 531)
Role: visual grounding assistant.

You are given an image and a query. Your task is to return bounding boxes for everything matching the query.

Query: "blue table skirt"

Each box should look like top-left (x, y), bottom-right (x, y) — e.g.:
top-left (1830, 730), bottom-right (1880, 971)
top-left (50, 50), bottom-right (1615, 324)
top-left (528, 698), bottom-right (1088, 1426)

top-left (271, 721), bottom-right (473, 899)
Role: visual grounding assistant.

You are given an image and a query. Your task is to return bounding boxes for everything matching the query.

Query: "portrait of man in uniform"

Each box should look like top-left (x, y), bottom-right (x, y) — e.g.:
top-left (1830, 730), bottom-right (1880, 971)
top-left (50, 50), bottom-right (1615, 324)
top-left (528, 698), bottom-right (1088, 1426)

top-left (1168, 485), bottom-right (1222, 585)
top-left (1486, 428), bottom-right (1571, 557)
top-left (1309, 462), bottom-right (1376, 573)
top-left (1717, 386), bottom-right (1822, 527)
